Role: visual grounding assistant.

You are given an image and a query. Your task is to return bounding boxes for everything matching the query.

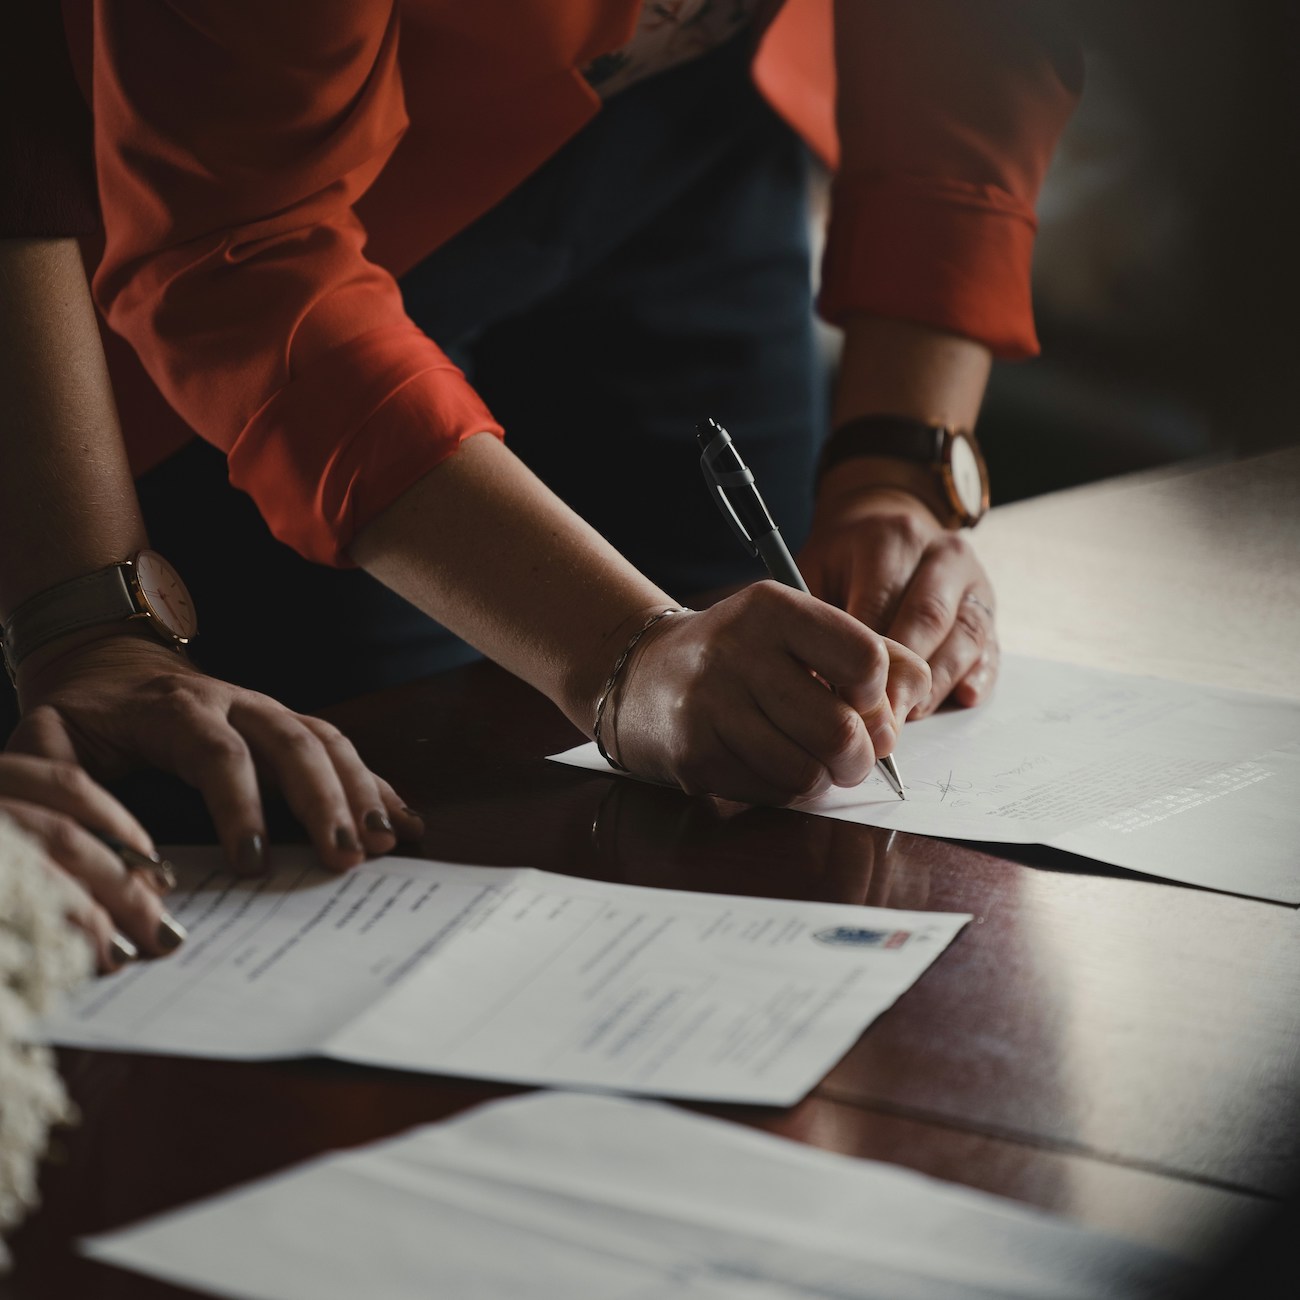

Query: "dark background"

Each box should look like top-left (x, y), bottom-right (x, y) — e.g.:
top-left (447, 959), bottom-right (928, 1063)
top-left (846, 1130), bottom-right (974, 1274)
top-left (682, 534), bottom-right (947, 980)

top-left (965, 0), bottom-right (1300, 502)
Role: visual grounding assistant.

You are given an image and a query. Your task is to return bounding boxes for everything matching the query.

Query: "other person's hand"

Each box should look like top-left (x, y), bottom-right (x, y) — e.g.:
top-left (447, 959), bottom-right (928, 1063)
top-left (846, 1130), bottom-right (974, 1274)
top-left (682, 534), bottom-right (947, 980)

top-left (600, 582), bottom-right (930, 805)
top-left (799, 479), bottom-right (998, 719)
top-left (9, 633), bottom-right (423, 877)
top-left (0, 751), bottom-right (186, 973)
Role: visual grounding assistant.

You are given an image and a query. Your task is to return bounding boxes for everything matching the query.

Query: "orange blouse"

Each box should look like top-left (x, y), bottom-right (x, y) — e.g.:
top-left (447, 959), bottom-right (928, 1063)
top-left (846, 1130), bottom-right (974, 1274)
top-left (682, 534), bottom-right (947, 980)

top-left (70, 0), bottom-right (1080, 566)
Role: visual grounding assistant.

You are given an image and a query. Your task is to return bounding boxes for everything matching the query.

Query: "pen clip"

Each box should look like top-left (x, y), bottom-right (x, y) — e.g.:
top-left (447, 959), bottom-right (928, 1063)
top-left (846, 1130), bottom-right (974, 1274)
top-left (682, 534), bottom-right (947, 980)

top-left (700, 431), bottom-right (759, 557)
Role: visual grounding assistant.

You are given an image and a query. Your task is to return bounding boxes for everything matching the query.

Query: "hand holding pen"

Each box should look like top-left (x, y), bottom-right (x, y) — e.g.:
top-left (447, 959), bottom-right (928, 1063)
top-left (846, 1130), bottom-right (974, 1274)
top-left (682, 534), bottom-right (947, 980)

top-left (585, 421), bottom-right (929, 806)
top-left (696, 417), bottom-right (923, 800)
top-left (601, 579), bottom-right (928, 806)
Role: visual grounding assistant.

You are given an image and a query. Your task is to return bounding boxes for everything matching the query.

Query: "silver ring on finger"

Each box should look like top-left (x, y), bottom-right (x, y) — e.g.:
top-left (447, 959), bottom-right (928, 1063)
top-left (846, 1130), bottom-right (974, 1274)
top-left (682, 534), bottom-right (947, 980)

top-left (91, 830), bottom-right (178, 892)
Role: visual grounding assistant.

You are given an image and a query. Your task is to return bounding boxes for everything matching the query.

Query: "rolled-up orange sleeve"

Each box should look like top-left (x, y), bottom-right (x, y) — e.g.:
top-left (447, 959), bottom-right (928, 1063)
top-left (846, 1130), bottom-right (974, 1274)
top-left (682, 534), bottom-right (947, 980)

top-left (90, 1), bottom-right (502, 566)
top-left (819, 0), bottom-right (1083, 359)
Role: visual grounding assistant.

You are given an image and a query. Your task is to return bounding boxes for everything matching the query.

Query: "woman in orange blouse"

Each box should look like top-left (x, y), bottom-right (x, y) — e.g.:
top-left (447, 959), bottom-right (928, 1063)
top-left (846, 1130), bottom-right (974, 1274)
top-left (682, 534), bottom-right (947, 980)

top-left (23, 0), bottom-right (1079, 807)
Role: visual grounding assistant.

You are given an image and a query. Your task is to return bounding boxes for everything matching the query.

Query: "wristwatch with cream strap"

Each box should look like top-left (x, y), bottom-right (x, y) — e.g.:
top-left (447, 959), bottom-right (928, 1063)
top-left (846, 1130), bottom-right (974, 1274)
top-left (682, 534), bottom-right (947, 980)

top-left (2, 550), bottom-right (197, 678)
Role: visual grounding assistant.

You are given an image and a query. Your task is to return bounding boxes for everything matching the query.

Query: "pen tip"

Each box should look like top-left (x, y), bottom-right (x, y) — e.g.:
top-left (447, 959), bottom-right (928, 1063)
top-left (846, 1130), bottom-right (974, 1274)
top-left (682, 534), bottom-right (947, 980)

top-left (695, 418), bottom-right (726, 453)
top-left (876, 753), bottom-right (905, 799)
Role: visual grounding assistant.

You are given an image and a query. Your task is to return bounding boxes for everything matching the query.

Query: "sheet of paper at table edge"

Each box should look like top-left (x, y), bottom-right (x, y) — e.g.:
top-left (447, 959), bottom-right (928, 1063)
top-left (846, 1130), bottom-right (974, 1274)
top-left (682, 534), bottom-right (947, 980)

top-left (322, 867), bottom-right (970, 1105)
top-left (80, 1092), bottom-right (1188, 1300)
top-left (37, 848), bottom-right (970, 1107)
top-left (551, 653), bottom-right (1300, 905)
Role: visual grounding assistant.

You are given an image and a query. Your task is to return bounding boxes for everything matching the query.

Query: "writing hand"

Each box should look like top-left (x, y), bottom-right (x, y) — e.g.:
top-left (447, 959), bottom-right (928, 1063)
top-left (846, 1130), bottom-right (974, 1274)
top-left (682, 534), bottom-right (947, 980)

top-left (600, 582), bottom-right (930, 805)
top-left (8, 634), bottom-right (423, 877)
top-left (798, 483), bottom-right (999, 718)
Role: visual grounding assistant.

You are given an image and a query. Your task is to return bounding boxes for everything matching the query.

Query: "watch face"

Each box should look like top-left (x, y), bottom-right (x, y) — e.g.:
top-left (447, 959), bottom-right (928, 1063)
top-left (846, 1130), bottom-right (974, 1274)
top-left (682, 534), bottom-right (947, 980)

top-left (133, 551), bottom-right (198, 641)
top-left (948, 434), bottom-right (988, 522)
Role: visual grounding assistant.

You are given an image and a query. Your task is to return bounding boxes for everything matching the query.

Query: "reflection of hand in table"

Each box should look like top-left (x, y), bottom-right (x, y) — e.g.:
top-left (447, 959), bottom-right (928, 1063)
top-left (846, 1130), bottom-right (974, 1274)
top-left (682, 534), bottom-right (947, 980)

top-left (591, 779), bottom-right (929, 911)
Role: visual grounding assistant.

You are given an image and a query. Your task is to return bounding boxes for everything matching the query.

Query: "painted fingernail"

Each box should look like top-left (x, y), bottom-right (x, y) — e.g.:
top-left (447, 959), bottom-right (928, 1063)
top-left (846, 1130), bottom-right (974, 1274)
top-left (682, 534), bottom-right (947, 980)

top-left (401, 806), bottom-right (425, 824)
top-left (364, 809), bottom-right (394, 837)
top-left (237, 832), bottom-right (267, 875)
top-left (334, 826), bottom-right (361, 854)
top-left (109, 932), bottom-right (139, 967)
top-left (117, 842), bottom-right (160, 868)
top-left (155, 913), bottom-right (187, 953)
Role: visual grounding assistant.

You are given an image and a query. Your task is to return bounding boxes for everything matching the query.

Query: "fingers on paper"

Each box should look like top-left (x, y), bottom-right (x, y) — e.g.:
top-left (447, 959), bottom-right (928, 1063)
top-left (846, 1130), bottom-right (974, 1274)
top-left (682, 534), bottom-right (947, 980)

top-left (231, 706), bottom-right (422, 870)
top-left (885, 537), bottom-right (996, 717)
top-left (951, 637), bottom-right (1001, 708)
top-left (39, 858), bottom-right (118, 974)
top-left (0, 795), bottom-right (183, 971)
top-left (151, 678), bottom-right (420, 876)
top-left (0, 749), bottom-right (155, 858)
top-left (296, 716), bottom-right (418, 854)
top-left (163, 696), bottom-right (276, 876)
top-left (228, 706), bottom-right (367, 873)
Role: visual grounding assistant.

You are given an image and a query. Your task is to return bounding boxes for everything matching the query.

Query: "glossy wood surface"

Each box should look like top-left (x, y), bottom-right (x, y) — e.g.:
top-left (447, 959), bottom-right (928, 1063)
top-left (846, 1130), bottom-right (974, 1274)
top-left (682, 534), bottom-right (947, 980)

top-left (6, 451), bottom-right (1298, 1297)
top-left (974, 445), bottom-right (1300, 698)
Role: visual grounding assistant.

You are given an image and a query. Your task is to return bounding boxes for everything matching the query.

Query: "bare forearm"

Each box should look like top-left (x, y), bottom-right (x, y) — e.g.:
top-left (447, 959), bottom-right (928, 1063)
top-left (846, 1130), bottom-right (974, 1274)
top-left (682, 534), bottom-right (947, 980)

top-left (832, 313), bottom-right (990, 431)
top-left (347, 433), bottom-right (673, 732)
top-left (0, 238), bottom-right (146, 618)
top-left (824, 314), bottom-right (992, 516)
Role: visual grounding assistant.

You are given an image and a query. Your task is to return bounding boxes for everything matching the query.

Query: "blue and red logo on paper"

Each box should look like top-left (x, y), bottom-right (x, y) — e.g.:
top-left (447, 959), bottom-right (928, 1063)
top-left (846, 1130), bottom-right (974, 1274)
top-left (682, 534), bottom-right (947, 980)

top-left (813, 927), bottom-right (911, 949)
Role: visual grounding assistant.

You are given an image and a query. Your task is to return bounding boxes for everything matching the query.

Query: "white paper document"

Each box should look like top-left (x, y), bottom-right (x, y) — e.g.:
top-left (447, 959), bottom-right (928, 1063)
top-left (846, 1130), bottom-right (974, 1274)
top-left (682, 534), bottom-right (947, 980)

top-left (39, 850), bottom-right (967, 1105)
top-left (554, 655), bottom-right (1300, 904)
top-left (82, 1091), bottom-right (1187, 1300)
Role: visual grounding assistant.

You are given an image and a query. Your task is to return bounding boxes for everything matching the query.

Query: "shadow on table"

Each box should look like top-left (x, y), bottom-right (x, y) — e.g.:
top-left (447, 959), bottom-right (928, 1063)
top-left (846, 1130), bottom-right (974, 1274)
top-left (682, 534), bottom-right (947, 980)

top-left (958, 839), bottom-right (1284, 905)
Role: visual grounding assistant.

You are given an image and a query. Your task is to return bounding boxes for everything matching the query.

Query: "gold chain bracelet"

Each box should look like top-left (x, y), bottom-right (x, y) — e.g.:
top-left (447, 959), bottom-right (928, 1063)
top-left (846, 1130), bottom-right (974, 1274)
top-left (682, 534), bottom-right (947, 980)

top-left (592, 607), bottom-right (691, 772)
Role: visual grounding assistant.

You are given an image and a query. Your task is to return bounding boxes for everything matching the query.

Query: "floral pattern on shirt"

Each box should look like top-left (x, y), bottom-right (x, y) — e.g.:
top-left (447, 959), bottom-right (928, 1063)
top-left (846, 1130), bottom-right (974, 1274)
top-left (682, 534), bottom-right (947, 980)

top-left (583, 1), bottom-right (762, 99)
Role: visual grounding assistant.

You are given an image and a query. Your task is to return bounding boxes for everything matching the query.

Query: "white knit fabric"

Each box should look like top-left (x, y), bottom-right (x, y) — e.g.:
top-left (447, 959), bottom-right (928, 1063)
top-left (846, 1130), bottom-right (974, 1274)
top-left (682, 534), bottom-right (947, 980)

top-left (0, 812), bottom-right (92, 1270)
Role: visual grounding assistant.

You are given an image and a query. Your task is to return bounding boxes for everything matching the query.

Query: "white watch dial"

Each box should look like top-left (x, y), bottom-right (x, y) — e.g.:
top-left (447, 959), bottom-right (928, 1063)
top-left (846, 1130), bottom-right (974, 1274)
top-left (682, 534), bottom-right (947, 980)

top-left (949, 436), bottom-right (985, 518)
top-left (134, 551), bottom-right (198, 640)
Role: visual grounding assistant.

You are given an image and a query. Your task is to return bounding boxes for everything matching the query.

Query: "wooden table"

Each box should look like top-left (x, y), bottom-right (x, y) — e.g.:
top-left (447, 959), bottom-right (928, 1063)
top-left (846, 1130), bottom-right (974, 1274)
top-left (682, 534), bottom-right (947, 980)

top-left (7, 449), bottom-right (1299, 1297)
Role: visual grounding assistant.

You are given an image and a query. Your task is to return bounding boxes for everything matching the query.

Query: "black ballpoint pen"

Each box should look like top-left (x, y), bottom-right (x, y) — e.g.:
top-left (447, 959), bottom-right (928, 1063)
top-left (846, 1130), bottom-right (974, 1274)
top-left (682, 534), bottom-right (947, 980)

top-left (696, 417), bottom-right (906, 800)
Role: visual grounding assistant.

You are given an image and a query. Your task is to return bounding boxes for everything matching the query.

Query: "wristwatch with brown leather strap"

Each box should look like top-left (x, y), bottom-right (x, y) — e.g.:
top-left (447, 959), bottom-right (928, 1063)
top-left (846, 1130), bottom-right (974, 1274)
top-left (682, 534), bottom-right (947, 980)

top-left (816, 415), bottom-right (990, 529)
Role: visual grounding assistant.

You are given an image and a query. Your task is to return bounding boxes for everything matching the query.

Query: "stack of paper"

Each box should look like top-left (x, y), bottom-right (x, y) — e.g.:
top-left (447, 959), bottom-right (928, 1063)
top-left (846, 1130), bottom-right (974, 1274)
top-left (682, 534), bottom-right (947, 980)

top-left (554, 655), bottom-right (1300, 903)
top-left (82, 1091), bottom-right (1187, 1299)
top-left (40, 849), bottom-right (968, 1105)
